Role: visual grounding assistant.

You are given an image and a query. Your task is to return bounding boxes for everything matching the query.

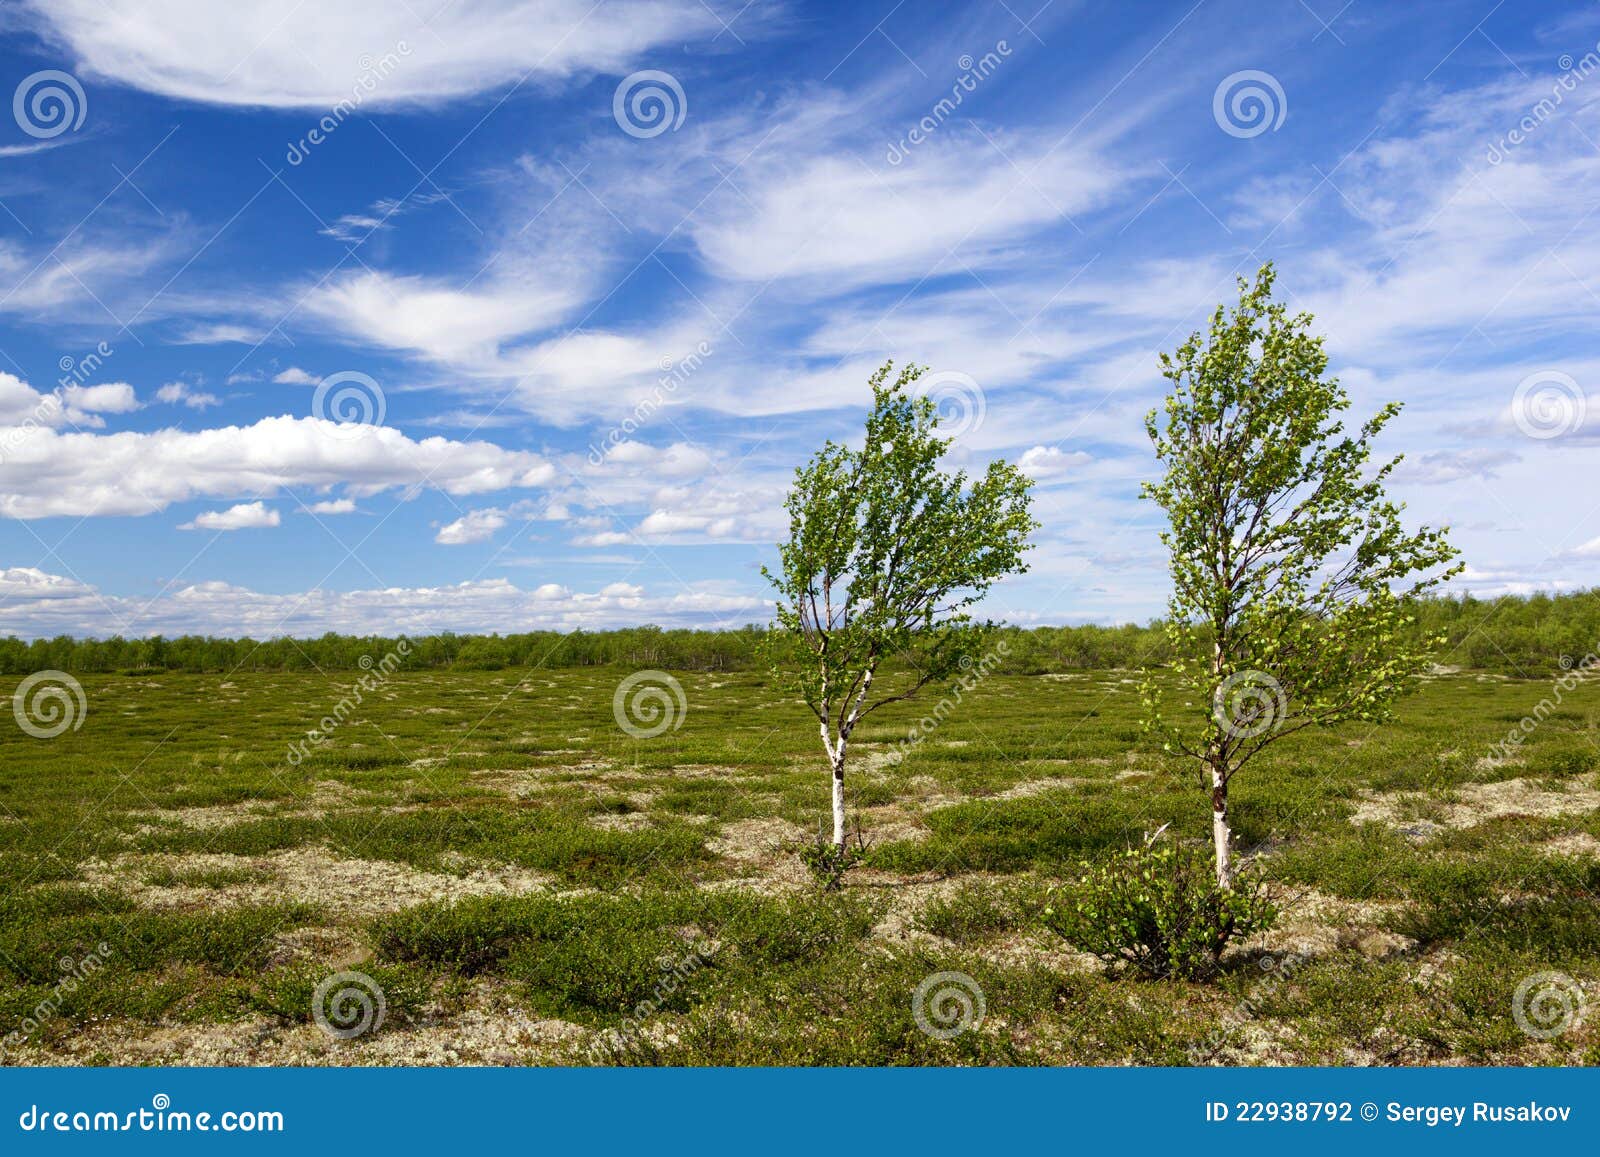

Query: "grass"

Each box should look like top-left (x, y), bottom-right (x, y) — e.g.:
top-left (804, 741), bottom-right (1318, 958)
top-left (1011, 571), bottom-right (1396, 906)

top-left (0, 664), bottom-right (1596, 1065)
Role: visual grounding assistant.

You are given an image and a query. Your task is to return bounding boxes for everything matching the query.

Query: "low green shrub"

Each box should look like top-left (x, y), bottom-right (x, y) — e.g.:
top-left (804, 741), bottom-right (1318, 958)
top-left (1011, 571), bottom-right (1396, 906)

top-left (1042, 843), bottom-right (1276, 980)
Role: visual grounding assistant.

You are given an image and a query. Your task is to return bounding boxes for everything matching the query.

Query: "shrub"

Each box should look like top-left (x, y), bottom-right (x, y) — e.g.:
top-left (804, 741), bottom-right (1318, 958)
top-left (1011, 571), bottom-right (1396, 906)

top-left (1041, 842), bottom-right (1276, 980)
top-left (797, 826), bottom-right (870, 891)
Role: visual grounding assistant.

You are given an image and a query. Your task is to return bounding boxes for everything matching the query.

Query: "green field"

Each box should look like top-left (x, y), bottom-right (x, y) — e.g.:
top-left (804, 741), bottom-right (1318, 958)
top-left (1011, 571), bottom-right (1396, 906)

top-left (1, 665), bottom-right (1596, 1065)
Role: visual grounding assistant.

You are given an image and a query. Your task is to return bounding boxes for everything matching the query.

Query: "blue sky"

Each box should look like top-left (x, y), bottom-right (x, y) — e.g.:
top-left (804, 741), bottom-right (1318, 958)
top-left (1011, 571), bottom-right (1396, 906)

top-left (0, 0), bottom-right (1595, 638)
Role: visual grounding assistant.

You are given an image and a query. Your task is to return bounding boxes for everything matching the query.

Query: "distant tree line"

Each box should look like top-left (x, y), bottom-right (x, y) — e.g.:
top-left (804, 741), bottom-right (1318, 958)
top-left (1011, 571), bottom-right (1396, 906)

top-left (0, 590), bottom-right (1595, 677)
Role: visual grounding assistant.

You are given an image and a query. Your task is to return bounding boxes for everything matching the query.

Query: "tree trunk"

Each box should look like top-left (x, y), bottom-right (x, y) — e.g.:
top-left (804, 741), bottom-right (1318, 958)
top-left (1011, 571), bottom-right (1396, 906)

top-left (830, 753), bottom-right (847, 848)
top-left (1210, 761), bottom-right (1233, 890)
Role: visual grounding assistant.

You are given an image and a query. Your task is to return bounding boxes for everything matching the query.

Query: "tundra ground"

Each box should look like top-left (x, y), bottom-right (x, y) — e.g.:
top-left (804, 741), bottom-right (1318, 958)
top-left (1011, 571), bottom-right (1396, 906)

top-left (1, 666), bottom-right (1596, 1065)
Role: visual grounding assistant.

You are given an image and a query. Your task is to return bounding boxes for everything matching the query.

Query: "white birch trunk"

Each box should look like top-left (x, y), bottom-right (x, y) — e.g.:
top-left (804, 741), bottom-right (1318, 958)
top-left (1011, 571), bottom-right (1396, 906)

top-left (1211, 763), bottom-right (1233, 890)
top-left (830, 752), bottom-right (847, 847)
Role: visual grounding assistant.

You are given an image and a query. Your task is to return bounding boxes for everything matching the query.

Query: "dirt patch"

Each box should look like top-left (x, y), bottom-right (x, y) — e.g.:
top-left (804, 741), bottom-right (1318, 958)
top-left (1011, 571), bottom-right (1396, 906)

top-left (1350, 777), bottom-right (1600, 837)
top-left (130, 800), bottom-right (293, 832)
top-left (7, 986), bottom-right (588, 1066)
top-left (1540, 832), bottom-right (1600, 858)
top-left (1238, 889), bottom-right (1412, 961)
top-left (78, 847), bottom-right (553, 918)
top-left (586, 812), bottom-right (653, 832)
top-left (265, 925), bottom-right (370, 969)
top-left (128, 782), bottom-right (380, 832)
top-left (707, 817), bottom-right (807, 864)
top-left (992, 778), bottom-right (1089, 800)
top-left (703, 817), bottom-right (812, 891)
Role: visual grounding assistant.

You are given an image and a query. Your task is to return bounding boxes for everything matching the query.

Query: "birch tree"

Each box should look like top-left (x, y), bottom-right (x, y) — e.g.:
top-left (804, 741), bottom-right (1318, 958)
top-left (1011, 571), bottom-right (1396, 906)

top-left (763, 361), bottom-right (1036, 855)
top-left (1143, 265), bottom-right (1460, 889)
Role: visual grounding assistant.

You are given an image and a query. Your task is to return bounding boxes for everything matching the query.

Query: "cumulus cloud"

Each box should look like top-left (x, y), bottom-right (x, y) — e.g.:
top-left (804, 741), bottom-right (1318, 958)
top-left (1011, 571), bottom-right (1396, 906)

top-left (0, 373), bottom-right (138, 431)
top-left (304, 498), bottom-right (358, 515)
top-left (272, 367), bottom-right (318, 385)
top-left (0, 414), bottom-right (555, 518)
top-left (0, 566), bottom-right (763, 637)
top-left (156, 381), bottom-right (221, 409)
top-left (179, 501), bottom-right (281, 531)
top-left (60, 382), bottom-right (140, 413)
top-left (436, 508), bottom-right (510, 544)
top-left (0, 373), bottom-right (68, 427)
top-left (21, 0), bottom-right (725, 109)
top-left (1018, 445), bottom-right (1092, 481)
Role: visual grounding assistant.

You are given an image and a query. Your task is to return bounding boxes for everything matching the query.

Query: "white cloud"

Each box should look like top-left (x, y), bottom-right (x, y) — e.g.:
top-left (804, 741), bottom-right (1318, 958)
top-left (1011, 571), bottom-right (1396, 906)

top-left (23, 0), bottom-right (724, 109)
top-left (304, 269), bottom-right (583, 363)
top-left (594, 441), bottom-right (713, 477)
top-left (60, 382), bottom-right (140, 413)
top-left (156, 381), bottom-right (222, 409)
top-left (0, 234), bottom-right (187, 317)
top-left (0, 567), bottom-right (763, 637)
top-left (0, 373), bottom-right (68, 427)
top-left (0, 565), bottom-right (96, 600)
top-left (0, 414), bottom-right (556, 518)
top-left (1018, 445), bottom-right (1092, 481)
top-left (170, 322), bottom-right (265, 345)
top-left (272, 367), bottom-right (318, 385)
top-left (1391, 449), bottom-right (1520, 485)
top-left (319, 214), bottom-right (386, 243)
top-left (304, 498), bottom-right (358, 515)
top-left (179, 501), bottom-right (281, 531)
top-left (690, 133), bottom-right (1127, 285)
top-left (436, 508), bottom-right (510, 544)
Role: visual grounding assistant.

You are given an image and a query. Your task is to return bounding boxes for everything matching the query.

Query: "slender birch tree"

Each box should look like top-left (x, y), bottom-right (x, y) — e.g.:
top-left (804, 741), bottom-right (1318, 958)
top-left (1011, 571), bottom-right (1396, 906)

top-left (1143, 265), bottom-right (1460, 889)
top-left (763, 361), bottom-right (1036, 853)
